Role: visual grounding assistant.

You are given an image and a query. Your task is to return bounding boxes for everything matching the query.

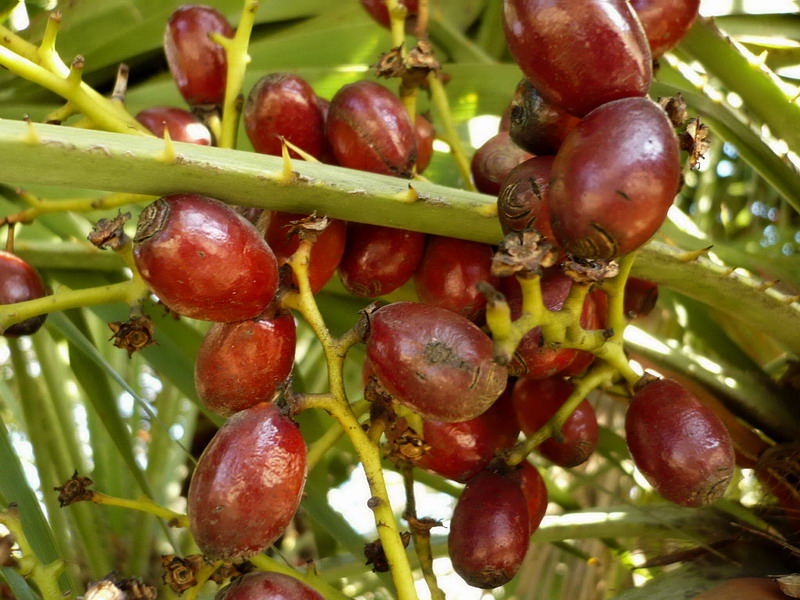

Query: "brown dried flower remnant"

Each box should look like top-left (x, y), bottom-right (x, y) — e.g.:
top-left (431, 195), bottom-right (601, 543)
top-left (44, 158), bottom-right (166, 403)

top-left (108, 315), bottom-right (157, 357)
top-left (284, 212), bottom-right (330, 243)
top-left (563, 256), bottom-right (620, 283)
top-left (491, 230), bottom-right (559, 278)
top-left (88, 212), bottom-right (132, 250)
top-left (680, 117), bottom-right (711, 170)
top-left (373, 40), bottom-right (440, 86)
top-left (386, 426), bottom-right (430, 463)
top-left (657, 94), bottom-right (689, 128)
top-left (208, 562), bottom-right (242, 585)
top-left (85, 575), bottom-right (157, 600)
top-left (161, 554), bottom-right (205, 594)
top-left (54, 471), bottom-right (95, 507)
top-left (0, 534), bottom-right (17, 568)
top-left (364, 532), bottom-right (412, 572)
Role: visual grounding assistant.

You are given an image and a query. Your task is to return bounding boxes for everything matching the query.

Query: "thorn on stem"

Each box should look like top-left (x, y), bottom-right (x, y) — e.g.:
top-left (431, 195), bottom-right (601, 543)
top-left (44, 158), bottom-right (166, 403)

top-left (677, 245), bottom-right (712, 262)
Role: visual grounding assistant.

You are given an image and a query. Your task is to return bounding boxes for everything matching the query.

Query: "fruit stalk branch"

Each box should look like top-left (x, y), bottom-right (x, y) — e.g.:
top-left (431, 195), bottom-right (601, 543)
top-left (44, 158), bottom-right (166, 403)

top-left (211, 0), bottom-right (259, 149)
top-left (88, 492), bottom-right (189, 527)
top-left (282, 240), bottom-right (419, 600)
top-left (0, 191), bottom-right (151, 226)
top-left (427, 73), bottom-right (476, 191)
top-left (306, 399), bottom-right (370, 472)
top-left (0, 508), bottom-right (68, 600)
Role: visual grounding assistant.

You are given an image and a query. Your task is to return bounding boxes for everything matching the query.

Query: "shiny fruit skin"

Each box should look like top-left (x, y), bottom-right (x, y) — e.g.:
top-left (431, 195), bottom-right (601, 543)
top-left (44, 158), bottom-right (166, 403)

top-left (366, 302), bottom-right (507, 422)
top-left (630, 0), bottom-right (700, 58)
top-left (188, 403), bottom-right (307, 561)
top-left (264, 212), bottom-right (347, 294)
top-left (338, 224), bottom-right (426, 297)
top-left (626, 379), bottom-right (735, 507)
top-left (497, 156), bottom-right (556, 239)
top-left (519, 462), bottom-right (548, 533)
top-left (509, 79), bottom-right (580, 155)
top-left (512, 377), bottom-right (598, 467)
top-left (360, 0), bottom-right (419, 28)
top-left (388, 386), bottom-right (520, 483)
top-left (415, 114), bottom-right (435, 173)
top-left (448, 471), bottom-right (529, 588)
top-left (194, 312), bottom-right (296, 417)
top-left (471, 131), bottom-right (532, 196)
top-left (133, 194), bottom-right (278, 322)
top-left (135, 107), bottom-right (212, 145)
top-left (549, 97), bottom-right (681, 259)
top-left (414, 236), bottom-right (499, 322)
top-left (164, 5), bottom-right (233, 106)
top-left (503, 0), bottom-right (652, 117)
top-left (216, 572), bottom-right (323, 600)
top-left (244, 73), bottom-right (326, 160)
top-left (0, 251), bottom-right (48, 337)
top-left (624, 277), bottom-right (659, 318)
top-left (326, 81), bottom-right (416, 177)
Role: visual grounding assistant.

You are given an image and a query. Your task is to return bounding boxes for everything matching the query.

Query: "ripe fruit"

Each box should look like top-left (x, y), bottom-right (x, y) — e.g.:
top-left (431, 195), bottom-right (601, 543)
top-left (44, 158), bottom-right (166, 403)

top-left (188, 402), bottom-right (307, 561)
top-left (448, 470), bottom-right (529, 588)
top-left (0, 251), bottom-right (48, 337)
top-left (630, 0), bottom-right (701, 58)
top-left (503, 0), bottom-right (652, 116)
top-left (626, 379), bottom-right (735, 507)
top-left (549, 97), bottom-right (681, 259)
top-left (194, 311), bottom-right (296, 417)
top-left (414, 236), bottom-right (499, 322)
top-left (508, 79), bottom-right (580, 155)
top-left (624, 277), bottom-right (659, 318)
top-left (512, 376), bottom-right (598, 467)
top-left (366, 302), bottom-right (507, 422)
top-left (337, 224), bottom-right (426, 297)
top-left (135, 107), bottom-right (212, 145)
top-left (471, 131), bottom-right (532, 196)
top-left (217, 572), bottom-right (324, 600)
top-left (414, 114), bottom-right (435, 173)
top-left (326, 81), bottom-right (416, 177)
top-left (387, 386), bottom-right (519, 483)
top-left (264, 212), bottom-right (347, 294)
top-left (519, 461), bottom-right (548, 533)
top-left (244, 73), bottom-right (326, 159)
top-left (360, 0), bottom-right (419, 29)
top-left (497, 156), bottom-right (556, 239)
top-left (164, 5), bottom-right (234, 107)
top-left (133, 194), bottom-right (279, 322)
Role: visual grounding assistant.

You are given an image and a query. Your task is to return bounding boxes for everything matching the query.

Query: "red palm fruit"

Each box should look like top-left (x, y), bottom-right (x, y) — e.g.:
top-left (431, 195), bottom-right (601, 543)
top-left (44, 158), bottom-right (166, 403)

top-left (499, 104), bottom-right (512, 132)
top-left (387, 385), bottom-right (519, 483)
top-left (133, 194), bottom-right (278, 322)
top-left (194, 311), bottom-right (296, 417)
top-left (216, 572), bottom-right (323, 600)
top-left (512, 376), bottom-right (598, 467)
top-left (338, 224), bottom-right (426, 297)
top-left (326, 81), bottom-right (416, 177)
top-left (366, 302), bottom-right (507, 422)
top-left (315, 96), bottom-right (337, 164)
top-left (519, 461), bottom-right (548, 533)
top-left (509, 79), bottom-right (580, 156)
top-left (414, 236), bottom-right (499, 322)
top-left (0, 251), bottom-right (48, 337)
top-left (448, 470), bottom-right (529, 588)
top-left (624, 277), bottom-right (659, 318)
top-left (630, 0), bottom-right (700, 58)
top-left (188, 403), bottom-right (307, 561)
top-left (164, 5), bottom-right (233, 107)
top-left (471, 131), bottom-right (532, 196)
top-left (135, 107), bottom-right (212, 145)
top-left (502, 0), bottom-right (652, 116)
top-left (244, 73), bottom-right (326, 160)
top-left (626, 379), bottom-right (735, 507)
top-left (415, 114), bottom-right (435, 173)
top-left (549, 97), bottom-right (681, 259)
top-left (501, 270), bottom-right (596, 378)
top-left (264, 212), bottom-right (347, 294)
top-left (590, 287), bottom-right (609, 329)
top-left (360, 0), bottom-right (419, 29)
top-left (497, 156), bottom-right (556, 238)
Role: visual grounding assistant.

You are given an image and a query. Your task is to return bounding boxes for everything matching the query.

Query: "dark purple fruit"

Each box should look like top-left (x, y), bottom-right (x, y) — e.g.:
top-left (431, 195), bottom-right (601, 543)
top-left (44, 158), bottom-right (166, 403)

top-left (326, 81), bottom-right (416, 177)
top-left (630, 0), bottom-right (700, 58)
top-left (244, 73), bottom-right (326, 159)
top-left (626, 379), bottom-right (735, 507)
top-left (366, 302), bottom-right (507, 422)
top-left (509, 79), bottom-right (580, 155)
top-left (0, 251), bottom-right (48, 337)
top-left (448, 471), bottom-right (529, 588)
top-left (519, 462), bottom-right (548, 533)
top-left (188, 403), bottom-right (307, 561)
top-left (194, 311), bottom-right (296, 417)
top-left (503, 0), bottom-right (652, 116)
top-left (133, 194), bottom-right (279, 322)
top-left (471, 131), bottom-right (532, 196)
top-left (135, 107), bottom-right (212, 145)
top-left (549, 97), bottom-right (681, 259)
top-left (164, 5), bottom-right (233, 107)
top-left (624, 277), bottom-right (659, 318)
top-left (497, 155), bottom-right (556, 239)
top-left (217, 572), bottom-right (323, 600)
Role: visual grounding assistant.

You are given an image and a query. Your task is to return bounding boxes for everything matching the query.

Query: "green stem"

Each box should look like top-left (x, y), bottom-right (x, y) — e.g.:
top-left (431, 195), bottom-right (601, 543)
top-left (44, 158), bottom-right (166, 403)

top-left (306, 399), bottom-right (370, 472)
top-left (90, 492), bottom-right (188, 527)
top-left (427, 73), bottom-right (476, 190)
top-left (249, 554), bottom-right (352, 600)
top-left (1, 192), bottom-right (151, 225)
